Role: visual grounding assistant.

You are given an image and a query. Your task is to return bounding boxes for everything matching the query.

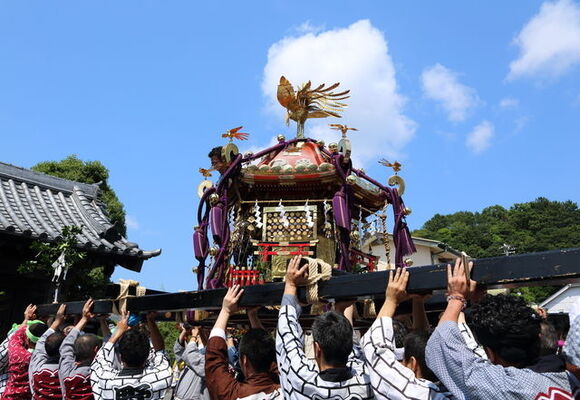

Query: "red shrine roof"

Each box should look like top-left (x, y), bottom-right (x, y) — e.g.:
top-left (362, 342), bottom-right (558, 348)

top-left (239, 140), bottom-right (386, 212)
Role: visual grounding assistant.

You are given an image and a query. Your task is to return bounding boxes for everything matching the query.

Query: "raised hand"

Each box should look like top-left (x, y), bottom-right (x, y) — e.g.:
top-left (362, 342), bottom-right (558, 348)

top-left (116, 311), bottom-right (130, 335)
top-left (285, 256), bottom-right (309, 288)
top-left (222, 285), bottom-right (244, 314)
top-left (386, 268), bottom-right (410, 306)
top-left (51, 304), bottom-right (67, 330)
top-left (378, 268), bottom-right (409, 318)
top-left (24, 304), bottom-right (37, 323)
top-left (82, 299), bottom-right (95, 321)
top-left (447, 258), bottom-right (476, 301)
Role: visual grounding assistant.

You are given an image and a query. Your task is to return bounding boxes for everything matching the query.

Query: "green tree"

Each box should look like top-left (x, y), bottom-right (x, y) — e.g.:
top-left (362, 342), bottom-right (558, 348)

top-left (413, 198), bottom-right (580, 303)
top-left (157, 321), bottom-right (181, 363)
top-left (32, 155), bottom-right (127, 235)
top-left (21, 155), bottom-right (128, 300)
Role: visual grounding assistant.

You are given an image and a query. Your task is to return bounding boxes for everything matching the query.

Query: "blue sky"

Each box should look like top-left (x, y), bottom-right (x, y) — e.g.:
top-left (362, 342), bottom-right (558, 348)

top-left (1, 1), bottom-right (579, 292)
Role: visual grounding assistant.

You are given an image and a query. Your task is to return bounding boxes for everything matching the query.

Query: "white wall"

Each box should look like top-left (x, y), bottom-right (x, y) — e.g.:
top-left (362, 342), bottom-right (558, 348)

top-left (370, 240), bottom-right (434, 270)
top-left (543, 285), bottom-right (580, 314)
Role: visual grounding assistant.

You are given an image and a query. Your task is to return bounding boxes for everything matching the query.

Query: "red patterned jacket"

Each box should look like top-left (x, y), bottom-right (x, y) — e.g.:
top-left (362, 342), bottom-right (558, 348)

top-left (2, 326), bottom-right (32, 400)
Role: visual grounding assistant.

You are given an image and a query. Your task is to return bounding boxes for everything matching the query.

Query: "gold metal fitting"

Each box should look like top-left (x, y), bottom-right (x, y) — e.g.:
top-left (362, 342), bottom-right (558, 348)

top-left (209, 246), bottom-right (220, 257)
top-left (328, 142), bottom-right (338, 153)
top-left (244, 152), bottom-right (254, 158)
top-left (350, 230), bottom-right (360, 241)
top-left (403, 207), bottom-right (412, 216)
top-left (277, 134), bottom-right (286, 142)
top-left (404, 258), bottom-right (414, 266)
top-left (208, 193), bottom-right (220, 206)
top-left (346, 174), bottom-right (357, 185)
top-left (317, 140), bottom-right (325, 148)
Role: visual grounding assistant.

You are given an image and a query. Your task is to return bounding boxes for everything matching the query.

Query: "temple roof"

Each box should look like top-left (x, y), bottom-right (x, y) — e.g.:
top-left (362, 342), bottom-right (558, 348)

top-left (0, 162), bottom-right (161, 271)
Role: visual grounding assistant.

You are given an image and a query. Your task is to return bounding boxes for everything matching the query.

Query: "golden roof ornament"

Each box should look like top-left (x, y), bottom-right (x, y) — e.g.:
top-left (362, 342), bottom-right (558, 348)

top-left (198, 168), bottom-right (214, 178)
top-left (197, 168), bottom-right (215, 198)
top-left (379, 159), bottom-right (402, 174)
top-left (277, 76), bottom-right (350, 139)
top-left (220, 126), bottom-right (248, 164)
top-left (379, 159), bottom-right (405, 196)
top-left (221, 126), bottom-right (249, 142)
top-left (329, 124), bottom-right (358, 138)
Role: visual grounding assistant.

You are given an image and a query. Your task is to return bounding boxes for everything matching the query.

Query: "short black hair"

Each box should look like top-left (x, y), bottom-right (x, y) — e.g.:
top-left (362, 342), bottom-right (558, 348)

top-left (74, 333), bottom-right (103, 363)
top-left (539, 321), bottom-right (558, 356)
top-left (311, 311), bottom-right (353, 366)
top-left (404, 330), bottom-right (437, 382)
top-left (547, 313), bottom-right (570, 340)
top-left (238, 329), bottom-right (276, 373)
top-left (469, 294), bottom-right (541, 367)
top-left (393, 319), bottom-right (408, 348)
top-left (208, 146), bottom-right (223, 160)
top-left (45, 331), bottom-right (65, 359)
top-left (118, 328), bottom-right (150, 368)
top-left (29, 322), bottom-right (48, 340)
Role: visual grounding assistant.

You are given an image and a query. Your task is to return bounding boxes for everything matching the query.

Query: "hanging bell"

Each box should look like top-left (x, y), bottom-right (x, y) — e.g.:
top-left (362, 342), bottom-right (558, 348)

top-left (403, 207), bottom-right (412, 216)
top-left (404, 258), bottom-right (414, 267)
top-left (277, 134), bottom-right (286, 142)
top-left (208, 193), bottom-right (220, 206)
top-left (209, 246), bottom-right (220, 257)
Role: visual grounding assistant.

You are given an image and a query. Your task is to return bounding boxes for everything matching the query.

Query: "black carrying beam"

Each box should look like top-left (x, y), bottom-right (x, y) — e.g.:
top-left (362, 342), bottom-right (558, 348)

top-left (125, 247), bottom-right (580, 312)
top-left (37, 300), bottom-right (113, 317)
top-left (36, 285), bottom-right (166, 317)
top-left (36, 247), bottom-right (580, 315)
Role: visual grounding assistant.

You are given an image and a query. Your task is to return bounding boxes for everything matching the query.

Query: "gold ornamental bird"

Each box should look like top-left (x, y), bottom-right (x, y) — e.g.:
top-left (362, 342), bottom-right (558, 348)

top-left (277, 76), bottom-right (350, 139)
top-left (198, 167), bottom-right (215, 177)
top-left (378, 159), bottom-right (402, 173)
top-left (329, 124), bottom-right (358, 138)
top-left (221, 126), bottom-right (249, 142)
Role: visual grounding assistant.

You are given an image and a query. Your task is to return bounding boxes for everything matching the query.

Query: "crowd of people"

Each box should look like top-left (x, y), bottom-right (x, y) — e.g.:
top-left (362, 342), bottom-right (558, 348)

top-left (0, 257), bottom-right (578, 400)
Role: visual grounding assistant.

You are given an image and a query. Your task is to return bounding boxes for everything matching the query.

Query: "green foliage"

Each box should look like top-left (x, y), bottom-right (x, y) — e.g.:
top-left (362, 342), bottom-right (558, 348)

top-left (32, 155), bottom-right (127, 236)
top-left (18, 225), bottom-right (110, 300)
top-left (19, 226), bottom-right (86, 275)
top-left (21, 155), bottom-right (129, 300)
top-left (157, 321), bottom-right (180, 363)
top-left (413, 198), bottom-right (580, 304)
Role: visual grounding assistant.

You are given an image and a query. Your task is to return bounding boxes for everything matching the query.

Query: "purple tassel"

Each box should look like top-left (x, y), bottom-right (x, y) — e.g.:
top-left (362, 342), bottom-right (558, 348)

top-left (210, 205), bottom-right (224, 243)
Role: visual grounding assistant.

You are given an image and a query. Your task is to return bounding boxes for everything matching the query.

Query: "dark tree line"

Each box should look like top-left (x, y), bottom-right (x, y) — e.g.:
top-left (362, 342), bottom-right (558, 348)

top-left (413, 197), bottom-right (580, 303)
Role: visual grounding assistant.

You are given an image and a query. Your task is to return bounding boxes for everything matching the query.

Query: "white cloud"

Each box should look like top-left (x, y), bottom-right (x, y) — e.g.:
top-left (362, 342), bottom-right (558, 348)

top-left (421, 64), bottom-right (479, 122)
top-left (125, 215), bottom-right (140, 230)
top-left (466, 121), bottom-right (494, 154)
top-left (294, 21), bottom-right (325, 35)
top-left (508, 0), bottom-right (580, 80)
top-left (499, 97), bottom-right (520, 108)
top-left (261, 20), bottom-right (416, 164)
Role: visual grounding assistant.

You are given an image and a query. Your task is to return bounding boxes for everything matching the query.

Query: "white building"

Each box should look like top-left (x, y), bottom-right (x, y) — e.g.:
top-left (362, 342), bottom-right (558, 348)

top-left (363, 233), bottom-right (458, 270)
top-left (540, 283), bottom-right (580, 315)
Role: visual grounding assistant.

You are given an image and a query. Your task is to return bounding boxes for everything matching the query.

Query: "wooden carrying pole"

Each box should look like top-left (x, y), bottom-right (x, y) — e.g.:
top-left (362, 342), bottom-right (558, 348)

top-left (36, 247), bottom-right (580, 316)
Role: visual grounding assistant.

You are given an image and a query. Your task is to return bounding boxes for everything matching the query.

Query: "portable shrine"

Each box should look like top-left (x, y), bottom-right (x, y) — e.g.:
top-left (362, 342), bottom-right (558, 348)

top-left (193, 76), bottom-right (416, 289)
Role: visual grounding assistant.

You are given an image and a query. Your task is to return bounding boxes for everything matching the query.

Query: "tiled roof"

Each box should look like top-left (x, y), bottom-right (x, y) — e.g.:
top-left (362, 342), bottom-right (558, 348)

top-left (0, 162), bottom-right (161, 271)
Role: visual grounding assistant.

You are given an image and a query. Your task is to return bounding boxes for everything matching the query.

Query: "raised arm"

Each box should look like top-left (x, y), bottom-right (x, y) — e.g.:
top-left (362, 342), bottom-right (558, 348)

top-left (247, 307), bottom-right (265, 330)
top-left (146, 312), bottom-right (164, 351)
top-left (361, 268), bottom-right (443, 399)
top-left (439, 258), bottom-right (475, 325)
top-left (31, 304), bottom-right (65, 375)
top-left (276, 256), bottom-right (319, 389)
top-left (426, 259), bottom-right (489, 400)
top-left (205, 285), bottom-right (244, 400)
top-left (60, 300), bottom-right (94, 378)
top-left (91, 311), bottom-right (129, 397)
top-left (412, 295), bottom-right (430, 331)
